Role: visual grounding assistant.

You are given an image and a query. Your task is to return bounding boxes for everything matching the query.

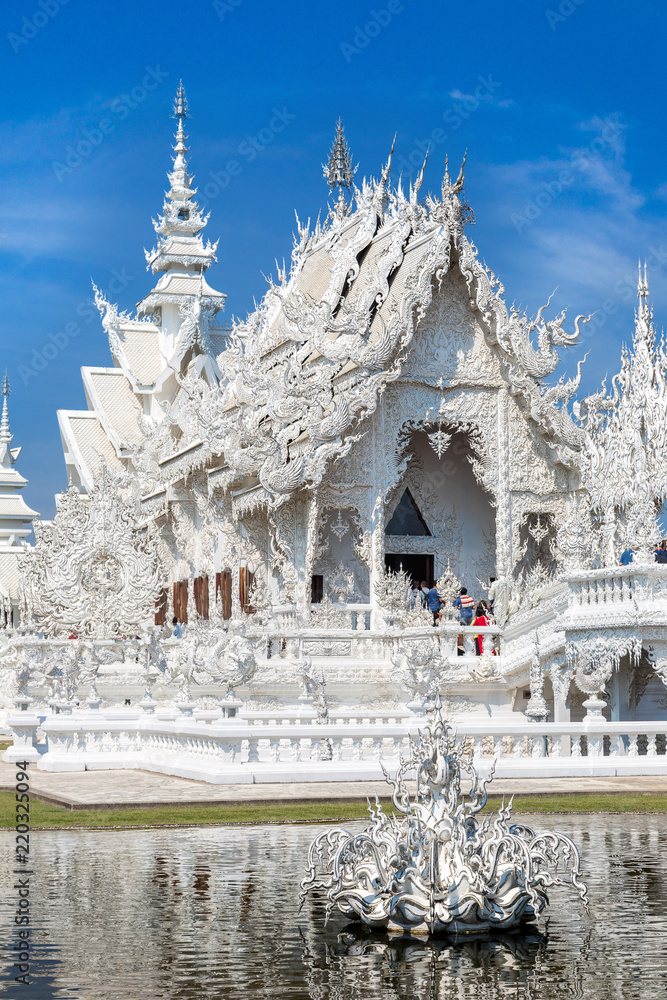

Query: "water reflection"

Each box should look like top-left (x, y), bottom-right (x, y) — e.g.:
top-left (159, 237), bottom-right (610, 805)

top-left (301, 925), bottom-right (556, 1000)
top-left (0, 815), bottom-right (665, 999)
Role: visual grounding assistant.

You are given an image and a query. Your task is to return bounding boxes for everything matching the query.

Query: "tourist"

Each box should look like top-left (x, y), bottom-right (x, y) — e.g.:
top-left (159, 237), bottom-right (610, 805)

top-left (656, 541), bottom-right (667, 564)
top-left (426, 583), bottom-right (441, 625)
top-left (172, 616), bottom-right (183, 639)
top-left (619, 548), bottom-right (635, 565)
top-left (410, 581), bottom-right (421, 608)
top-left (472, 602), bottom-right (493, 655)
top-left (453, 587), bottom-right (475, 626)
top-left (420, 580), bottom-right (429, 606)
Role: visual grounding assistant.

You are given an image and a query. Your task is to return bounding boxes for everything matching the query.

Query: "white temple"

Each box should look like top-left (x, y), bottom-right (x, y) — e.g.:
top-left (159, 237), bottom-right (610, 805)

top-left (3, 86), bottom-right (667, 780)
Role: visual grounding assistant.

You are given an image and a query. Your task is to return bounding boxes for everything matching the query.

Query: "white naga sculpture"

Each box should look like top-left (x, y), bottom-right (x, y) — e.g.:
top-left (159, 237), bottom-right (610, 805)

top-left (300, 699), bottom-right (588, 935)
top-left (171, 615), bottom-right (258, 700)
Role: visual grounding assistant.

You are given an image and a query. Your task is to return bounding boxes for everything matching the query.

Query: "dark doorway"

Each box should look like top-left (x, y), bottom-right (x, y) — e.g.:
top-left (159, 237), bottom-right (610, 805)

top-left (385, 488), bottom-right (431, 536)
top-left (385, 553), bottom-right (434, 587)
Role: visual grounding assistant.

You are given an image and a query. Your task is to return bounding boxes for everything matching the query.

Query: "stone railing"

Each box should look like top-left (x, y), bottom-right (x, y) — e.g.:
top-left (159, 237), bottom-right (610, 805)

top-left (563, 562), bottom-right (667, 610)
top-left (241, 708), bottom-right (413, 726)
top-left (563, 565), bottom-right (636, 608)
top-left (6, 706), bottom-right (667, 780)
top-left (264, 623), bottom-right (503, 661)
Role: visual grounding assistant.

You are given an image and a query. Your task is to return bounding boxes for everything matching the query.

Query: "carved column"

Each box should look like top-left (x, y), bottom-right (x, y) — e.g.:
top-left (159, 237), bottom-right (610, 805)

top-left (526, 637), bottom-right (549, 723)
top-left (166, 580), bottom-right (174, 624)
top-left (293, 494), bottom-right (310, 619)
top-left (302, 494), bottom-right (320, 622)
top-left (495, 387), bottom-right (512, 580)
top-left (369, 492), bottom-right (385, 630)
top-left (208, 572), bottom-right (215, 622)
top-left (550, 666), bottom-right (571, 723)
top-left (369, 393), bottom-right (386, 631)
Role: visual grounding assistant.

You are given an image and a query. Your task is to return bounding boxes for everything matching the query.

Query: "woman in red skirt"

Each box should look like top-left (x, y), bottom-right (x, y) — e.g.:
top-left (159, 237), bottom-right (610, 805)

top-left (472, 602), bottom-right (493, 656)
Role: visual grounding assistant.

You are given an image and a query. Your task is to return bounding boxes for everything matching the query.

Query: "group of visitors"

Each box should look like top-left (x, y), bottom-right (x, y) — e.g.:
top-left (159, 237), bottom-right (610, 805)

top-left (410, 581), bottom-right (495, 655)
top-left (619, 540), bottom-right (667, 565)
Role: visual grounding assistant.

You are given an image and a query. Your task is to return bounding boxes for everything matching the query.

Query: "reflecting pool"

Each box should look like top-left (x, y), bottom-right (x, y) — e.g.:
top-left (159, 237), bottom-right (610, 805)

top-left (1, 814), bottom-right (666, 999)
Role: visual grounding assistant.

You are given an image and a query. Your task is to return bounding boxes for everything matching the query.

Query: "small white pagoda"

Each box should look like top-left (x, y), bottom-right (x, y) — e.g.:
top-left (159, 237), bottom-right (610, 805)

top-left (0, 374), bottom-right (38, 625)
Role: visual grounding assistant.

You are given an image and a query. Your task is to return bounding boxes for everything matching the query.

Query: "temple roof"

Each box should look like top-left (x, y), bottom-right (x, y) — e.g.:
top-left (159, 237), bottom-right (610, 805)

top-left (154, 145), bottom-right (585, 507)
top-left (58, 411), bottom-right (124, 490)
top-left (82, 368), bottom-right (144, 452)
top-left (58, 107), bottom-right (587, 506)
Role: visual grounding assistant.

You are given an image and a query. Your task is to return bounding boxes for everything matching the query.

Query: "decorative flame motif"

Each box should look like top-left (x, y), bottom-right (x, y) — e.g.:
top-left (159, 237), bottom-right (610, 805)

top-left (428, 422), bottom-right (452, 460)
top-left (300, 697), bottom-right (588, 936)
top-left (330, 511), bottom-right (350, 541)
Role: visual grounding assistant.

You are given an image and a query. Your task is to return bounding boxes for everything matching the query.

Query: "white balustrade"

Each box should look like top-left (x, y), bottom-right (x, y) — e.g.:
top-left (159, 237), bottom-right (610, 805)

top-left (6, 711), bottom-right (667, 781)
top-left (563, 563), bottom-right (667, 610)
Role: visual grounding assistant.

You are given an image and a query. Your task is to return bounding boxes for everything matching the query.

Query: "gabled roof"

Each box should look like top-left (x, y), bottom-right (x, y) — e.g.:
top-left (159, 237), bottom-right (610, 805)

top-left (58, 411), bottom-right (124, 489)
top-left (0, 551), bottom-right (24, 598)
top-left (82, 367), bottom-right (144, 451)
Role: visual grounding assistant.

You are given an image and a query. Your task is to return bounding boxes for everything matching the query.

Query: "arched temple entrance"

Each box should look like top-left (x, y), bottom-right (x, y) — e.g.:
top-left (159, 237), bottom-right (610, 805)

top-left (384, 428), bottom-right (496, 592)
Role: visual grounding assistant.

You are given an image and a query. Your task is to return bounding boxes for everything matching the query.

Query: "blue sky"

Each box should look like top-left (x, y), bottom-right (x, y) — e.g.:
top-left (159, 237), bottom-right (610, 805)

top-left (2, 0), bottom-right (667, 519)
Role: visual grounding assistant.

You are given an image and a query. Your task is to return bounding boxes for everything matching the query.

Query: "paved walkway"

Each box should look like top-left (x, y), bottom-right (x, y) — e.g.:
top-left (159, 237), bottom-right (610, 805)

top-left (2, 761), bottom-right (667, 810)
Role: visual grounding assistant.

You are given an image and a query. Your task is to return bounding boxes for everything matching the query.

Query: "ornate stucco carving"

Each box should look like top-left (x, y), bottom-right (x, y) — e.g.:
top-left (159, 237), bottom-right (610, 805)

top-left (20, 470), bottom-right (162, 639)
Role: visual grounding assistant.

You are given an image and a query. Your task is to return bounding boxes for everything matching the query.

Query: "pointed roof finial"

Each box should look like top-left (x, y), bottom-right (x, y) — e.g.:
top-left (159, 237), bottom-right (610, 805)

top-left (638, 258), bottom-right (649, 302)
top-left (380, 133), bottom-right (396, 189)
top-left (323, 118), bottom-right (357, 217)
top-left (411, 146), bottom-right (429, 202)
top-left (634, 258), bottom-right (654, 352)
top-left (0, 371), bottom-right (11, 445)
top-left (173, 79), bottom-right (189, 122)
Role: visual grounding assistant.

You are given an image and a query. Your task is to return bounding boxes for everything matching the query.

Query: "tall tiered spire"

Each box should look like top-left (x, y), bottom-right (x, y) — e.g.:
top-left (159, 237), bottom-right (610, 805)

top-left (144, 81), bottom-right (220, 277)
top-left (139, 83), bottom-right (225, 328)
top-left (634, 260), bottom-right (655, 358)
top-left (323, 118), bottom-right (357, 217)
top-left (0, 372), bottom-right (38, 554)
top-left (0, 372), bottom-right (11, 446)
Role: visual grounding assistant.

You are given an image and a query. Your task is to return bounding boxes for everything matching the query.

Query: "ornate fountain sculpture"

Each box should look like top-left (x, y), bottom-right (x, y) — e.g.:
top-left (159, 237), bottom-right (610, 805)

top-left (300, 697), bottom-right (588, 936)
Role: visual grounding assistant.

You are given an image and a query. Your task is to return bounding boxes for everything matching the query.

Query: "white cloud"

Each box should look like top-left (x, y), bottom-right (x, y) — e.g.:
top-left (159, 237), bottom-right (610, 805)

top-left (448, 87), bottom-right (512, 108)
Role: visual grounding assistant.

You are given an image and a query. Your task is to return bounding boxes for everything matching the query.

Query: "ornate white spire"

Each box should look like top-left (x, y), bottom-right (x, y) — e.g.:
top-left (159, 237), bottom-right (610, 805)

top-left (139, 83), bottom-right (225, 329)
top-left (0, 372), bottom-right (11, 446)
top-left (635, 259), bottom-right (654, 352)
top-left (323, 118), bottom-right (357, 217)
top-left (0, 372), bottom-right (39, 553)
top-left (144, 81), bottom-right (219, 276)
top-left (577, 262), bottom-right (666, 563)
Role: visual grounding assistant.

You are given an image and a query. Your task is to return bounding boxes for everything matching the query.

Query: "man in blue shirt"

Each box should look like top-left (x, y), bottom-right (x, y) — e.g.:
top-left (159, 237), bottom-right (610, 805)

top-left (619, 549), bottom-right (634, 566)
top-left (426, 584), bottom-right (441, 625)
top-left (453, 587), bottom-right (475, 625)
